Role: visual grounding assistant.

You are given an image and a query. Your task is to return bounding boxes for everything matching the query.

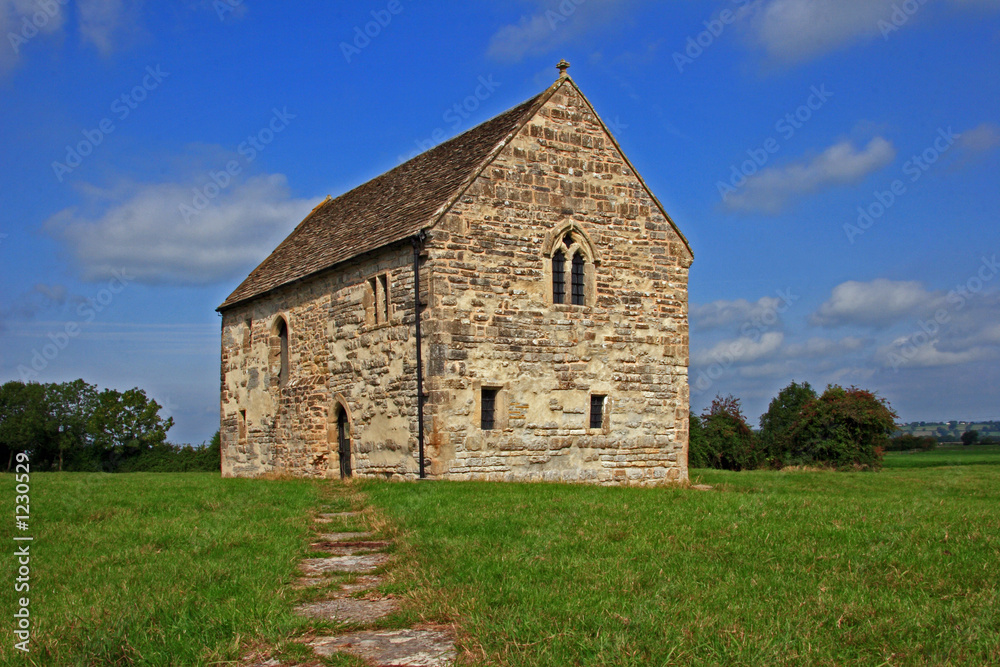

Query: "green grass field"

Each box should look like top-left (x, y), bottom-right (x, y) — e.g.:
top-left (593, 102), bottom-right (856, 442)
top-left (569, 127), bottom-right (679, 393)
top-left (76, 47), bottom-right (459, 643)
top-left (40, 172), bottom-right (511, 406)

top-left (1, 446), bottom-right (998, 666)
top-left (365, 448), bottom-right (1000, 666)
top-left (0, 474), bottom-right (353, 666)
top-left (883, 444), bottom-right (1000, 469)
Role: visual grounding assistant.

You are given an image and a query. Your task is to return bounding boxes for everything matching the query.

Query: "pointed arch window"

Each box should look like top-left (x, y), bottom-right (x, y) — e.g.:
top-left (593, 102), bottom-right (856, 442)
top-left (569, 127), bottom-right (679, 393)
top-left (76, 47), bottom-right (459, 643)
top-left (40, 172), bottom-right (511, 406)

top-left (271, 316), bottom-right (289, 387)
top-left (552, 250), bottom-right (566, 304)
top-left (571, 252), bottom-right (585, 305)
top-left (546, 227), bottom-right (597, 307)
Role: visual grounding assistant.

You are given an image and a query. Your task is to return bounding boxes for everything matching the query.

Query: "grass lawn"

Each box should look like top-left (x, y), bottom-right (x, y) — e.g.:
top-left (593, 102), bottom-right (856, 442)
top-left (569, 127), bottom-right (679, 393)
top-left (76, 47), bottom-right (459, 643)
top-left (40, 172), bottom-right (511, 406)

top-left (364, 446), bottom-right (1000, 666)
top-left (1, 446), bottom-right (998, 666)
top-left (0, 473), bottom-right (355, 666)
top-left (884, 444), bottom-right (1000, 469)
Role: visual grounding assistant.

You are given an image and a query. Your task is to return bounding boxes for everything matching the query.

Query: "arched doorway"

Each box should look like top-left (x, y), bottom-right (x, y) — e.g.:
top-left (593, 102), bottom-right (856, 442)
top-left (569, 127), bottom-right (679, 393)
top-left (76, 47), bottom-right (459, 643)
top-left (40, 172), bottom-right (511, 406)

top-left (334, 406), bottom-right (351, 478)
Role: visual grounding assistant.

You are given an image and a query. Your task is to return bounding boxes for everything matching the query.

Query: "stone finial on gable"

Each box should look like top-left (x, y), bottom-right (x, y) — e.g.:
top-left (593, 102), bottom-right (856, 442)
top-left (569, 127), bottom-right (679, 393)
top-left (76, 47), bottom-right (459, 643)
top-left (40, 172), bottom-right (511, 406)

top-left (556, 59), bottom-right (571, 78)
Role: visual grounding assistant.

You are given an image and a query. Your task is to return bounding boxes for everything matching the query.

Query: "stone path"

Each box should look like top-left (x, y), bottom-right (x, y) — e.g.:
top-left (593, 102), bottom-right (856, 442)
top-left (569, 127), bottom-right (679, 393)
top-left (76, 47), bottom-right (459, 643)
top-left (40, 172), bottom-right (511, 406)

top-left (248, 494), bottom-right (457, 666)
top-left (308, 627), bottom-right (457, 666)
top-left (299, 552), bottom-right (392, 575)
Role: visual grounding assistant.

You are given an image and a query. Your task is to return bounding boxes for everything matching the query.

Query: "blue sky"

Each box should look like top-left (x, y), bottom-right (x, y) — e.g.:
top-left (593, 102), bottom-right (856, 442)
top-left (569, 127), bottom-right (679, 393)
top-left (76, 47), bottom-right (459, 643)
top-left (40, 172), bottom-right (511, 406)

top-left (1, 0), bottom-right (998, 443)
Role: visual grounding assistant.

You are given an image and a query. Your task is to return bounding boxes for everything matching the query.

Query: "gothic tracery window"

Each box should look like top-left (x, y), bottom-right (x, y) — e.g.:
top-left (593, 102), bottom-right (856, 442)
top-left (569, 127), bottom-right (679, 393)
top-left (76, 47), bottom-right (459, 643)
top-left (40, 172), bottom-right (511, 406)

top-left (549, 229), bottom-right (595, 306)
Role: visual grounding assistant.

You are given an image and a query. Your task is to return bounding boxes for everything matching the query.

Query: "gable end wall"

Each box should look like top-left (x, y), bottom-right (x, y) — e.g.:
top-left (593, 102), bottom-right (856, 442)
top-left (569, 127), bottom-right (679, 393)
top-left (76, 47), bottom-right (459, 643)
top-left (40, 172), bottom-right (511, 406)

top-left (421, 81), bottom-right (690, 484)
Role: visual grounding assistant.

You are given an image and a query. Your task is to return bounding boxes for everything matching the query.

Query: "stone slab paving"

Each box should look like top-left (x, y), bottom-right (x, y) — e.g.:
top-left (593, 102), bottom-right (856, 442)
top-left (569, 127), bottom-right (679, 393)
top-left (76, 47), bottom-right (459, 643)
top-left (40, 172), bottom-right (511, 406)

top-left (314, 511), bottom-right (360, 523)
top-left (299, 553), bottom-right (391, 575)
top-left (307, 627), bottom-right (456, 666)
top-left (334, 574), bottom-right (383, 595)
top-left (290, 496), bottom-right (455, 665)
top-left (295, 597), bottom-right (399, 624)
top-left (317, 531), bottom-right (373, 542)
top-left (240, 652), bottom-right (324, 667)
top-left (309, 540), bottom-right (392, 555)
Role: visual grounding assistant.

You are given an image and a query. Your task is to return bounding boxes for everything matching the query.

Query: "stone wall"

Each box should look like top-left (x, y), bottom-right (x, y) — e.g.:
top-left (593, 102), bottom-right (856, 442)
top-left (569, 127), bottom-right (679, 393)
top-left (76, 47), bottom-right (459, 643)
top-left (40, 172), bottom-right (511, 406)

top-left (220, 243), bottom-right (423, 478)
top-left (420, 80), bottom-right (691, 485)
top-left (220, 78), bottom-right (691, 485)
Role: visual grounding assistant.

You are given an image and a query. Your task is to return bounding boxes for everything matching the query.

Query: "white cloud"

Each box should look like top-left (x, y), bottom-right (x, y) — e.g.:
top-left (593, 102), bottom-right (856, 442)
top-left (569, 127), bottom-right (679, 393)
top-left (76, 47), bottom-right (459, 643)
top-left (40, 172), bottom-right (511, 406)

top-left (747, 0), bottom-right (896, 64)
top-left (876, 337), bottom-right (994, 369)
top-left (810, 279), bottom-right (941, 328)
top-left (957, 122), bottom-right (1000, 153)
top-left (735, 361), bottom-right (792, 379)
top-left (784, 336), bottom-right (866, 358)
top-left (0, 0), bottom-right (139, 74)
top-left (690, 295), bottom-right (784, 330)
top-left (827, 366), bottom-right (877, 383)
top-left (0, 284), bottom-right (70, 329)
top-left (692, 331), bottom-right (784, 366)
top-left (714, 336), bottom-right (867, 380)
top-left (486, 0), bottom-right (635, 63)
top-left (44, 174), bottom-right (318, 285)
top-left (77, 0), bottom-right (141, 56)
top-left (746, 0), bottom-right (1000, 65)
top-left (0, 0), bottom-right (67, 72)
top-left (726, 137), bottom-right (895, 213)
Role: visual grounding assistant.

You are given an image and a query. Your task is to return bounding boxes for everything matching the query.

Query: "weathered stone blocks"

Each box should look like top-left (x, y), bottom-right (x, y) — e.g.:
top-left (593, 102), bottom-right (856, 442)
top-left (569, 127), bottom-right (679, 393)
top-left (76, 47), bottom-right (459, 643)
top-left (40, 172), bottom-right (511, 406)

top-left (220, 78), bottom-right (691, 485)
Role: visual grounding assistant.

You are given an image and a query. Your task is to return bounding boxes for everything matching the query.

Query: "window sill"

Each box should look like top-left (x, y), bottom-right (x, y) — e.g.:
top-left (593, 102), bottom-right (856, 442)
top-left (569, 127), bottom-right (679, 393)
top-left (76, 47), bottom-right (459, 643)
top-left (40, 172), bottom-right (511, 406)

top-left (361, 320), bottom-right (397, 332)
top-left (551, 303), bottom-right (593, 313)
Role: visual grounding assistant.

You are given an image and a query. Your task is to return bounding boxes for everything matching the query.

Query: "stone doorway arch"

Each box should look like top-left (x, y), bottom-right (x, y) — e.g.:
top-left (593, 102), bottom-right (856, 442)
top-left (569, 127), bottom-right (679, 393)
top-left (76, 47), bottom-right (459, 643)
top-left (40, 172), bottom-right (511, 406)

top-left (328, 394), bottom-right (353, 479)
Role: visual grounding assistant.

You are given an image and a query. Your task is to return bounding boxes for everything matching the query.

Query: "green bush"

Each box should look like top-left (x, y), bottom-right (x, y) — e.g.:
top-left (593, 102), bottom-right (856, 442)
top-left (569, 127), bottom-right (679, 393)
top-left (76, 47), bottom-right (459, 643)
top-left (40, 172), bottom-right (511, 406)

top-left (887, 433), bottom-right (936, 452)
top-left (789, 385), bottom-right (897, 470)
top-left (758, 380), bottom-right (817, 467)
top-left (117, 432), bottom-right (220, 472)
top-left (690, 395), bottom-right (762, 471)
top-left (688, 412), bottom-right (709, 468)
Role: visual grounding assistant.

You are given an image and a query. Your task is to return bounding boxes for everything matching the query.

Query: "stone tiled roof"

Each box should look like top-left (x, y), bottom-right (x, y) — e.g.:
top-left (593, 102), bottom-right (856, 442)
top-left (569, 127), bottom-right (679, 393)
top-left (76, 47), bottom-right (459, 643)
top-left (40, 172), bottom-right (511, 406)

top-left (218, 91), bottom-right (549, 310)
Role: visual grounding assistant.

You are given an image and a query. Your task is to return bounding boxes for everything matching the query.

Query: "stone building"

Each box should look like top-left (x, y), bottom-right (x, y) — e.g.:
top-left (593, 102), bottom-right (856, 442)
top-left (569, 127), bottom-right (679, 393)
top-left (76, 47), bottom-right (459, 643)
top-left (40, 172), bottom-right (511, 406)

top-left (218, 63), bottom-right (693, 484)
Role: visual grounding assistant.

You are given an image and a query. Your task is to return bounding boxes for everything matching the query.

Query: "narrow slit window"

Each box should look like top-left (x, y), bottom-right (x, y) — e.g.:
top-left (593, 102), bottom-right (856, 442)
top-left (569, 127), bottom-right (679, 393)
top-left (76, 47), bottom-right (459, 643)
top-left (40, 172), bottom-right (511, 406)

top-left (481, 388), bottom-right (498, 430)
top-left (277, 318), bottom-right (289, 386)
top-left (242, 318), bottom-right (252, 352)
top-left (367, 277), bottom-right (378, 324)
top-left (552, 250), bottom-right (566, 304)
top-left (590, 395), bottom-right (605, 430)
top-left (238, 409), bottom-right (247, 443)
top-left (378, 274), bottom-right (389, 322)
top-left (571, 252), bottom-right (585, 305)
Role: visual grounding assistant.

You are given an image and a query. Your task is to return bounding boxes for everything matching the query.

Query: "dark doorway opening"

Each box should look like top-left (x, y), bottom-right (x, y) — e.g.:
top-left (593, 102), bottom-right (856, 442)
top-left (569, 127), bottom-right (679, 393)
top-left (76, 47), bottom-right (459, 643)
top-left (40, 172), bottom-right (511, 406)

top-left (337, 408), bottom-right (351, 479)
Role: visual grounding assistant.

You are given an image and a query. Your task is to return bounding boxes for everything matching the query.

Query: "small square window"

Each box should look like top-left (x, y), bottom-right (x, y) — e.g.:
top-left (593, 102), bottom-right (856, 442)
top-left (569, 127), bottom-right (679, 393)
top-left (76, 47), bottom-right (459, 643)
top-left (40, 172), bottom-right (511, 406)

top-left (481, 388), bottom-right (499, 430)
top-left (590, 395), bottom-right (606, 430)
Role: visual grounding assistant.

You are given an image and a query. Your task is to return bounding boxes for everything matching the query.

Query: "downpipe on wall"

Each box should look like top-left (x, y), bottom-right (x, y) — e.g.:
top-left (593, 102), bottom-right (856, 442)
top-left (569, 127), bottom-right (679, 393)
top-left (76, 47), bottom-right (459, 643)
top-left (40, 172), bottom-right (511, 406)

top-left (412, 231), bottom-right (427, 478)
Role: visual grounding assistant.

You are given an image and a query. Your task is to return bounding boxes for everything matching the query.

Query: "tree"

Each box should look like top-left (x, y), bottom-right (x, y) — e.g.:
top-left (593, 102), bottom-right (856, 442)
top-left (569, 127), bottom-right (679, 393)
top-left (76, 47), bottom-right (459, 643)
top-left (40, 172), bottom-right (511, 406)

top-left (88, 387), bottom-right (174, 471)
top-left (0, 381), bottom-right (54, 471)
top-left (1, 380), bottom-right (178, 472)
top-left (695, 395), bottom-right (762, 471)
top-left (45, 380), bottom-right (98, 471)
top-left (789, 385), bottom-right (897, 470)
top-left (759, 380), bottom-right (817, 467)
top-left (961, 430), bottom-right (979, 446)
top-left (688, 412), bottom-right (709, 468)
